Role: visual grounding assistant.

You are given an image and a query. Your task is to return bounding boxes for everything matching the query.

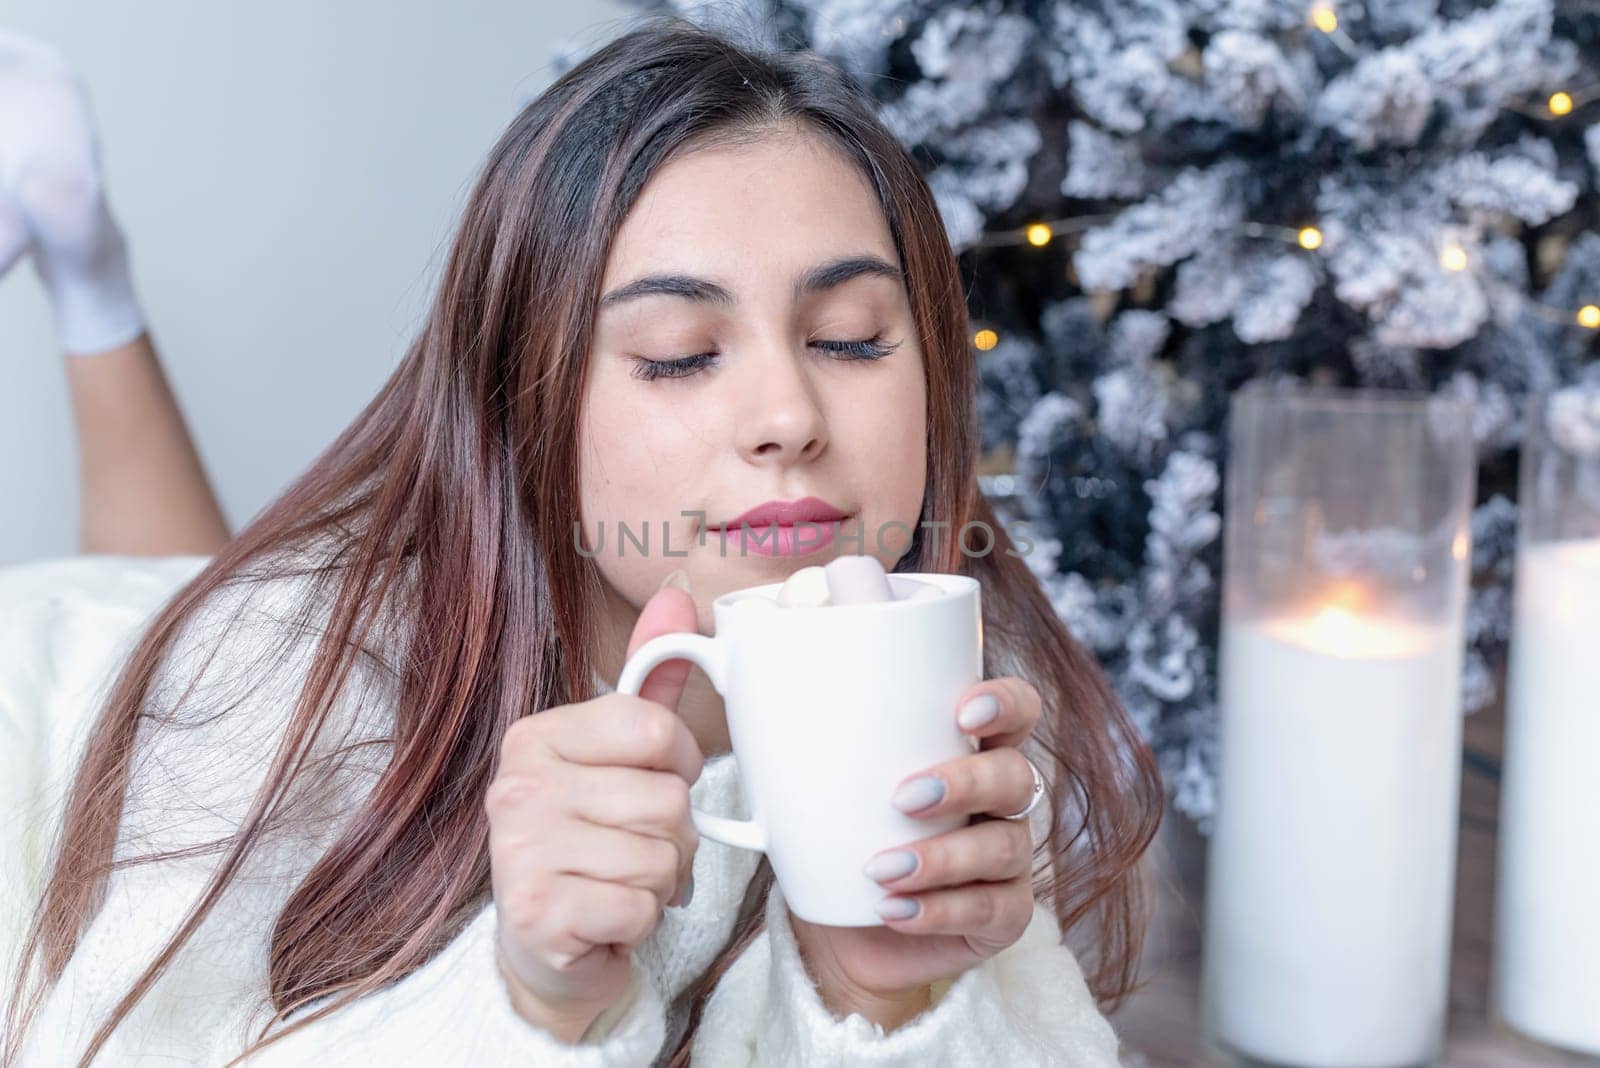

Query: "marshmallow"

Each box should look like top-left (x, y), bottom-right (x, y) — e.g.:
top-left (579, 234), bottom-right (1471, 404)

top-left (823, 555), bottom-right (896, 605)
top-left (775, 565), bottom-right (831, 607)
top-left (762, 557), bottom-right (945, 609)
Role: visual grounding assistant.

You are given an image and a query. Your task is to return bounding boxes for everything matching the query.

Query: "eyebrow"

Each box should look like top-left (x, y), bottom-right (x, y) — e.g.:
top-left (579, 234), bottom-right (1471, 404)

top-left (598, 254), bottom-right (904, 311)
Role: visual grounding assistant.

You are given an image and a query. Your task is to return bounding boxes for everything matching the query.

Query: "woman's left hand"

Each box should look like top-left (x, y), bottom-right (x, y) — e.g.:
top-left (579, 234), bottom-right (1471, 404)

top-left (787, 676), bottom-right (1043, 1022)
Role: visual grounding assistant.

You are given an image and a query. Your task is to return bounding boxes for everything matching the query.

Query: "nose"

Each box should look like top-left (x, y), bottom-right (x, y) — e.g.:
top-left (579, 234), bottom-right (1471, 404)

top-left (735, 340), bottom-right (828, 465)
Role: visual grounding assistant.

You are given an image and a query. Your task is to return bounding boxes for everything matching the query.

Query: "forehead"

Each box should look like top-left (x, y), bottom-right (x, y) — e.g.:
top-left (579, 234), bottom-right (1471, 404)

top-left (599, 131), bottom-right (901, 299)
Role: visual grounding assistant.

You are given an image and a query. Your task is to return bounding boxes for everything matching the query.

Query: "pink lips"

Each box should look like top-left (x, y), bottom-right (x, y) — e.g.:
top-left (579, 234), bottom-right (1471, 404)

top-left (708, 496), bottom-right (850, 558)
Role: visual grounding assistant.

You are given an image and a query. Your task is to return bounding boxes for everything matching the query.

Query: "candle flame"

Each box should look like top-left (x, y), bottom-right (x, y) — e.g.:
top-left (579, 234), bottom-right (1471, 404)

top-left (1324, 580), bottom-right (1374, 613)
top-left (1312, 604), bottom-right (1363, 651)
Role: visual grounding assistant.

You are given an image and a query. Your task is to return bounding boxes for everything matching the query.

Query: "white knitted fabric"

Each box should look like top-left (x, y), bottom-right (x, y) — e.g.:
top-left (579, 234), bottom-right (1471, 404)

top-left (0, 554), bottom-right (1122, 1066)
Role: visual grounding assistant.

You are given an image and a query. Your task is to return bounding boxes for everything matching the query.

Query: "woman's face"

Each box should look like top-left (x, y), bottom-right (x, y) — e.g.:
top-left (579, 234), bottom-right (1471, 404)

top-left (579, 128), bottom-right (928, 635)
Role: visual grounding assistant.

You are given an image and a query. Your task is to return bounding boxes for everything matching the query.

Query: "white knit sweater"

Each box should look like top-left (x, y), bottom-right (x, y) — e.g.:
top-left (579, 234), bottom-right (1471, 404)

top-left (0, 554), bottom-right (1125, 1066)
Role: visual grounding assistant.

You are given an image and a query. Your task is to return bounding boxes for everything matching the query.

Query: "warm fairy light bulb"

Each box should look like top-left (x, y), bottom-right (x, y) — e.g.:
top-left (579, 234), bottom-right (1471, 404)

top-left (974, 328), bottom-right (999, 350)
top-left (1549, 91), bottom-right (1574, 116)
top-left (1310, 3), bottom-right (1339, 33)
top-left (1297, 226), bottom-right (1324, 250)
top-left (1440, 245), bottom-right (1469, 272)
top-left (1578, 304), bottom-right (1600, 329)
top-left (1025, 223), bottom-right (1053, 247)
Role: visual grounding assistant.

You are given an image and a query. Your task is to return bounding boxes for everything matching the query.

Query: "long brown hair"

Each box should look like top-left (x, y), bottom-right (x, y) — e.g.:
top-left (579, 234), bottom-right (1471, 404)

top-left (3, 16), bottom-right (1163, 1066)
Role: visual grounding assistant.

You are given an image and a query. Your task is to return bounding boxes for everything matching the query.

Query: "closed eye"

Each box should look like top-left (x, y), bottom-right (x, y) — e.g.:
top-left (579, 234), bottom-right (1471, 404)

top-left (629, 334), bottom-right (901, 382)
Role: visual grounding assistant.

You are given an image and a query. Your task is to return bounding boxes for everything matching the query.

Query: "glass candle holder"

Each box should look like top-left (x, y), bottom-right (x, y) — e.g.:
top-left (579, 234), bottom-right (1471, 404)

top-left (1492, 389), bottom-right (1600, 1059)
top-left (1202, 383), bottom-right (1476, 1068)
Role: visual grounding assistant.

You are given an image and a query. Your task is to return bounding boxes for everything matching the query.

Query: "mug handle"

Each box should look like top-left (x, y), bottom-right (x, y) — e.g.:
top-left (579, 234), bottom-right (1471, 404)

top-left (614, 632), bottom-right (768, 855)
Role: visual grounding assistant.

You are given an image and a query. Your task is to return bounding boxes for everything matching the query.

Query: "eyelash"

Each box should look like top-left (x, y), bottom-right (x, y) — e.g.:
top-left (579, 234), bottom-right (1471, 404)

top-left (628, 334), bottom-right (901, 382)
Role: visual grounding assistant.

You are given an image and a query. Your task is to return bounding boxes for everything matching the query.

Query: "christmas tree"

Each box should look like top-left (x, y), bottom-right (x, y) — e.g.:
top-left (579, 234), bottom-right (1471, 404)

top-left (555, 0), bottom-right (1600, 828)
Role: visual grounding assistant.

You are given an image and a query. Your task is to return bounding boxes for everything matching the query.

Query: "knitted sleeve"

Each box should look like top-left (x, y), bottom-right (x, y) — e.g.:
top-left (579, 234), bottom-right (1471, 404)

top-left (228, 900), bottom-right (669, 1066)
top-left (687, 879), bottom-right (1124, 1066)
top-left (4, 557), bottom-right (673, 1066)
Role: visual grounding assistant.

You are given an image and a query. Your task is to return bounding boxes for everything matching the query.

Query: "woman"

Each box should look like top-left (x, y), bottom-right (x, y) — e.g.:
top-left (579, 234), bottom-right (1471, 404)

top-left (1, 15), bottom-right (1163, 1066)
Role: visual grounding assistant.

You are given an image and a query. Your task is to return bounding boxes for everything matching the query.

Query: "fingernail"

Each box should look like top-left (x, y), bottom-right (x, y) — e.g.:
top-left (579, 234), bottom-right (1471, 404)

top-left (875, 896), bottom-right (920, 920)
top-left (862, 849), bottom-right (918, 882)
top-left (659, 569), bottom-right (691, 593)
top-left (957, 694), bottom-right (999, 730)
top-left (891, 775), bottom-right (944, 813)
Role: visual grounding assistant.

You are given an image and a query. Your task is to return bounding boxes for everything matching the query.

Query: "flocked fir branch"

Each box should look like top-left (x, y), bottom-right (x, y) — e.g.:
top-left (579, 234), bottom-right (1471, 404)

top-left (555, 0), bottom-right (1600, 829)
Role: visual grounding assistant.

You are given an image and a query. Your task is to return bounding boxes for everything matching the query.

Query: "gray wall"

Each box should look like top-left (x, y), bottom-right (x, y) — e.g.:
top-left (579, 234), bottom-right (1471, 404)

top-left (0, 1), bottom-right (635, 566)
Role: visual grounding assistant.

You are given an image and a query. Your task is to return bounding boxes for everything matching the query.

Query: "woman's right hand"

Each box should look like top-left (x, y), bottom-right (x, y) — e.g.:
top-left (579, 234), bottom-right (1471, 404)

top-left (486, 573), bottom-right (705, 1041)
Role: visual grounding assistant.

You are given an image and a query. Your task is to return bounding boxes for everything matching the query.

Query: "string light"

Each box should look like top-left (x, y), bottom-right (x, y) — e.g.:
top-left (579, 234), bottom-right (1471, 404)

top-left (966, 218), bottom-right (1600, 339)
top-left (957, 9), bottom-right (1600, 336)
top-left (1306, 2), bottom-right (1359, 57)
top-left (967, 212), bottom-right (1118, 248)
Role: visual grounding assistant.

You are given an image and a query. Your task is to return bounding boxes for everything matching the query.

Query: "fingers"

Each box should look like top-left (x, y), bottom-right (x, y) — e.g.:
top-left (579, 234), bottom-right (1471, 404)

top-left (492, 812), bottom-right (689, 913)
top-left (490, 762), bottom-right (697, 866)
top-left (548, 818), bottom-right (688, 909)
top-left (498, 873), bottom-right (665, 965)
top-left (863, 816), bottom-right (1033, 896)
top-left (624, 571), bottom-right (698, 714)
top-left (953, 676), bottom-right (1042, 751)
top-left (489, 725), bottom-right (701, 910)
top-left (561, 764), bottom-right (697, 841)
top-left (511, 696), bottom-right (703, 786)
top-left (874, 876), bottom-right (1035, 944)
top-left (565, 765), bottom-right (699, 903)
top-left (891, 744), bottom-right (1039, 821)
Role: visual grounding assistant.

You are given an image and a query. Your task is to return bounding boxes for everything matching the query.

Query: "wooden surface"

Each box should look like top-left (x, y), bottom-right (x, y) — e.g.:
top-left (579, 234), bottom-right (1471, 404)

top-left (1106, 691), bottom-right (1600, 1067)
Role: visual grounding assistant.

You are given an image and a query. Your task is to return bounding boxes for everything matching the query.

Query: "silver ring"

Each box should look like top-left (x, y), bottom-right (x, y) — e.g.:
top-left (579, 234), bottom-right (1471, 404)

top-left (1001, 754), bottom-right (1045, 821)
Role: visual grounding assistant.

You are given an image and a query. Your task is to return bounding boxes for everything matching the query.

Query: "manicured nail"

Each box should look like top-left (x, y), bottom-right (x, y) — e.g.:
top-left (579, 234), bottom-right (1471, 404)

top-left (862, 849), bottom-right (918, 882)
top-left (875, 896), bottom-right (920, 920)
top-left (957, 694), bottom-right (999, 730)
top-left (659, 569), bottom-right (691, 592)
top-left (891, 776), bottom-right (944, 813)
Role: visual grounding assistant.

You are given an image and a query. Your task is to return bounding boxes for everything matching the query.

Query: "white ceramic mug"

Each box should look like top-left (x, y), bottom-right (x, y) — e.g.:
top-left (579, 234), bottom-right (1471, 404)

top-left (615, 571), bottom-right (982, 926)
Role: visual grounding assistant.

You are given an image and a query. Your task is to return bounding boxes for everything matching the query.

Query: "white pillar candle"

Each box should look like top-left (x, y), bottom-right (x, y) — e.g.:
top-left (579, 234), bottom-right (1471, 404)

top-left (1204, 605), bottom-right (1464, 1068)
top-left (1494, 538), bottom-right (1600, 1055)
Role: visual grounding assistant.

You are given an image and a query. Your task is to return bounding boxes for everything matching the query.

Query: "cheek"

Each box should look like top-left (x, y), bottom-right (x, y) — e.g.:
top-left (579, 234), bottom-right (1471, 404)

top-left (885, 362), bottom-right (928, 478)
top-left (579, 389), bottom-right (695, 515)
top-left (577, 406), bottom-right (661, 608)
top-left (578, 387), bottom-right (707, 595)
top-left (844, 363), bottom-right (927, 524)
